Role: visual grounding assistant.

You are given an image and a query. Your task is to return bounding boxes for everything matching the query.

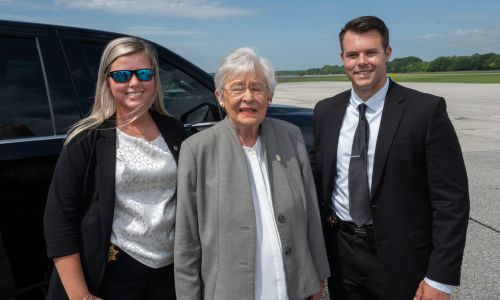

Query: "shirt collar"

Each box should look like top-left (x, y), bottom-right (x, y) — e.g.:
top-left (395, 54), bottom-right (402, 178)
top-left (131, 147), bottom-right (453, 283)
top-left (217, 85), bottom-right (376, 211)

top-left (350, 77), bottom-right (390, 112)
top-left (242, 136), bottom-right (262, 154)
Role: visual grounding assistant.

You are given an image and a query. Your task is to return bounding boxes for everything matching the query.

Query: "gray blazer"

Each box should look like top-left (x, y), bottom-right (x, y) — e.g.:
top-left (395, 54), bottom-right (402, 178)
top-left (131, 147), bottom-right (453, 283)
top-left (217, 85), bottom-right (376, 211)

top-left (174, 118), bottom-right (330, 300)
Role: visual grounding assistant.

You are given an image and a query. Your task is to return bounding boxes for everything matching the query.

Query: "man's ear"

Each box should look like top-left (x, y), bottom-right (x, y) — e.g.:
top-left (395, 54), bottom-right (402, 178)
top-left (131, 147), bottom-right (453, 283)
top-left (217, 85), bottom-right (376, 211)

top-left (385, 46), bottom-right (392, 63)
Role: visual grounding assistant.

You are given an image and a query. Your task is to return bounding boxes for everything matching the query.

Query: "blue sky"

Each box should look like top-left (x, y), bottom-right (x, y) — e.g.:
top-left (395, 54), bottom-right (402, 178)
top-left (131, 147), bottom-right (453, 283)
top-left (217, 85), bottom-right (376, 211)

top-left (1, 0), bottom-right (499, 73)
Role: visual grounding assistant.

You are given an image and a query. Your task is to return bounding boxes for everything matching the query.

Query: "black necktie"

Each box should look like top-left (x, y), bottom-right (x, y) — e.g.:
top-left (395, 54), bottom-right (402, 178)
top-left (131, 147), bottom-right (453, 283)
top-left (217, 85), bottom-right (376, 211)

top-left (348, 103), bottom-right (371, 227)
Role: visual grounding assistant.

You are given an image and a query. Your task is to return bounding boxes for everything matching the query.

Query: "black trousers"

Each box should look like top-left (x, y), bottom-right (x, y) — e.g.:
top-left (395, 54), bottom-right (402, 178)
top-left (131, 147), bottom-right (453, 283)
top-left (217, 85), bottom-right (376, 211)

top-left (100, 247), bottom-right (176, 300)
top-left (325, 223), bottom-right (393, 300)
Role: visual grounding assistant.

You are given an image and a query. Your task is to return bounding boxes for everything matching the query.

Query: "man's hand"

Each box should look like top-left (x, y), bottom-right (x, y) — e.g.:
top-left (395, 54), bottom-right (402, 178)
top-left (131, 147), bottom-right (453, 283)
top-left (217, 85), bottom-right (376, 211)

top-left (414, 280), bottom-right (450, 300)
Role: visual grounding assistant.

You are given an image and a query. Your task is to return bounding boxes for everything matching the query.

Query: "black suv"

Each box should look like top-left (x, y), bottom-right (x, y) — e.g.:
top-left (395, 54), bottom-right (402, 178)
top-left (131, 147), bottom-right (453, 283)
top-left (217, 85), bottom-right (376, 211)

top-left (0, 20), bottom-right (313, 299)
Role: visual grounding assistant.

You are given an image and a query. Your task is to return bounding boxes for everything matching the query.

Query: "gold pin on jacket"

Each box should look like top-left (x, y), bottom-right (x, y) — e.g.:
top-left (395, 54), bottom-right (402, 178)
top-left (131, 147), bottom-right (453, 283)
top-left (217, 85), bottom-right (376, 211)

top-left (108, 245), bottom-right (119, 262)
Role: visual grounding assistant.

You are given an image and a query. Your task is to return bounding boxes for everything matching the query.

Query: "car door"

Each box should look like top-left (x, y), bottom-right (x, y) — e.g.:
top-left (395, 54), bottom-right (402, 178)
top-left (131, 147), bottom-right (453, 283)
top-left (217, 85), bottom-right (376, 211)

top-left (156, 49), bottom-right (222, 135)
top-left (0, 22), bottom-right (80, 300)
top-left (0, 23), bottom-right (223, 299)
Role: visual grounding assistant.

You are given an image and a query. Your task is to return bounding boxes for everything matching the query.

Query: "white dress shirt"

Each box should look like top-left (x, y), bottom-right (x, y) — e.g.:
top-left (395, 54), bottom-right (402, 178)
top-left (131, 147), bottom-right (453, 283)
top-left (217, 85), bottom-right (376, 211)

top-left (243, 137), bottom-right (288, 300)
top-left (331, 77), bottom-right (452, 294)
top-left (331, 79), bottom-right (387, 223)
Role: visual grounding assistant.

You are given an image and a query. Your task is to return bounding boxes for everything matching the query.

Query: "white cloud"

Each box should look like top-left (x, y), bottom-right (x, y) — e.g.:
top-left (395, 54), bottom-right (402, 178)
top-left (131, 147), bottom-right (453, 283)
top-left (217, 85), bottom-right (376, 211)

top-left (417, 33), bottom-right (445, 39)
top-left (414, 27), bottom-right (500, 57)
top-left (55, 0), bottom-right (256, 19)
top-left (0, 13), bottom-right (52, 23)
top-left (448, 13), bottom-right (493, 22)
top-left (417, 28), bottom-right (496, 40)
top-left (451, 28), bottom-right (487, 35)
top-left (126, 26), bottom-right (201, 37)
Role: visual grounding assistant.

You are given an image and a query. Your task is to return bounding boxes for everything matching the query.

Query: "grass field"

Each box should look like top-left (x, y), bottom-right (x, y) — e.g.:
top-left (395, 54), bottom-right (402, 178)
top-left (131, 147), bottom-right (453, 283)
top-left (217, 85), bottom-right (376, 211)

top-left (276, 72), bottom-right (500, 84)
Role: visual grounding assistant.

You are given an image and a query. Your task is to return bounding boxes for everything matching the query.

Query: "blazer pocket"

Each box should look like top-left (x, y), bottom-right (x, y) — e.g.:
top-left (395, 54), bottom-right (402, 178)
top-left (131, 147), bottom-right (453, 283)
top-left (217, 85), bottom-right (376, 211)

top-left (408, 227), bottom-right (432, 249)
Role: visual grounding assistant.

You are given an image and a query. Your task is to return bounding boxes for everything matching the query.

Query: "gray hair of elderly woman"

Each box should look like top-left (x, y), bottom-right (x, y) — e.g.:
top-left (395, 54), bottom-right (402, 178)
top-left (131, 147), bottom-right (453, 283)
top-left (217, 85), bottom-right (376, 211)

top-left (214, 47), bottom-right (276, 96)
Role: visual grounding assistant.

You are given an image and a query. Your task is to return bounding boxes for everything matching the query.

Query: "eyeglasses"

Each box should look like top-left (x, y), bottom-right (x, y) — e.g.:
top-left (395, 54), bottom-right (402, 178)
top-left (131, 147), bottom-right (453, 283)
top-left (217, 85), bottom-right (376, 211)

top-left (107, 68), bottom-right (155, 83)
top-left (223, 83), bottom-right (267, 98)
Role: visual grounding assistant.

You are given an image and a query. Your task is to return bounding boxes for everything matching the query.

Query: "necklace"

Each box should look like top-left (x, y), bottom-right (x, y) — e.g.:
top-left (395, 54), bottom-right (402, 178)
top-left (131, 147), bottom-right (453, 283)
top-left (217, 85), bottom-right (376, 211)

top-left (121, 116), bottom-right (151, 140)
top-left (137, 117), bottom-right (151, 139)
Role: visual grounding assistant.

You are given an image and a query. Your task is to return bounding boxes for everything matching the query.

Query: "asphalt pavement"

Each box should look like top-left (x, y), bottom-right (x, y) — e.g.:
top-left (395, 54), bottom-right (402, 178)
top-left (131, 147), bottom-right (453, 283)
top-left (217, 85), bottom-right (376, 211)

top-left (273, 81), bottom-right (500, 300)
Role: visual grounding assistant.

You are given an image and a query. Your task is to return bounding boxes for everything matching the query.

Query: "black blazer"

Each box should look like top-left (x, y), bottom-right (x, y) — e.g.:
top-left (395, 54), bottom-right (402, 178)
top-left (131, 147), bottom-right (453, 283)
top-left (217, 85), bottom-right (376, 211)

top-left (43, 110), bottom-right (185, 299)
top-left (310, 80), bottom-right (469, 299)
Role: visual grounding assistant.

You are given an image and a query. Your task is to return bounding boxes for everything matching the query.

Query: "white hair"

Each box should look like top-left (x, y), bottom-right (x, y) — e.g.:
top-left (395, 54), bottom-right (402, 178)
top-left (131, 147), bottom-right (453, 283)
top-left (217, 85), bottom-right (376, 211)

top-left (214, 47), bottom-right (276, 95)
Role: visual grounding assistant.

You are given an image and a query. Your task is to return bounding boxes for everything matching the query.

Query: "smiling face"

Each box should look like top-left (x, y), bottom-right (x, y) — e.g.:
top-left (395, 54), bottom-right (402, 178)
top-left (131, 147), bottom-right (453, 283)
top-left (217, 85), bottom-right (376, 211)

top-left (217, 72), bottom-right (271, 135)
top-left (341, 29), bottom-right (391, 100)
top-left (108, 52), bottom-right (155, 119)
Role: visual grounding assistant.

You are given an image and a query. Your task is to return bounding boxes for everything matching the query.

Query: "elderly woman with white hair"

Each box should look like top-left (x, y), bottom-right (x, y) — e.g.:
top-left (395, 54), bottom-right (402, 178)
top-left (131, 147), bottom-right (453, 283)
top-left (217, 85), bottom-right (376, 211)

top-left (174, 47), bottom-right (330, 300)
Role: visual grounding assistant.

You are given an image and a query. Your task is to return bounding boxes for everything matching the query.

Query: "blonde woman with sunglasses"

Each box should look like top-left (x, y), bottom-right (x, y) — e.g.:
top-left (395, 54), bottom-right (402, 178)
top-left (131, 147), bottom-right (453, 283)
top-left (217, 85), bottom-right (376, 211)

top-left (44, 37), bottom-right (184, 299)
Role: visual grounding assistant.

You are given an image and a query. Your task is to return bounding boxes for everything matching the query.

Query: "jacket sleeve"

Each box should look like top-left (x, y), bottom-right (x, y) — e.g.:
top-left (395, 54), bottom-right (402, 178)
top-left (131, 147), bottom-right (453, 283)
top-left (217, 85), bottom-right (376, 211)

top-left (174, 141), bottom-right (202, 300)
top-left (425, 98), bottom-right (469, 285)
top-left (44, 135), bottom-right (92, 258)
top-left (296, 127), bottom-right (331, 280)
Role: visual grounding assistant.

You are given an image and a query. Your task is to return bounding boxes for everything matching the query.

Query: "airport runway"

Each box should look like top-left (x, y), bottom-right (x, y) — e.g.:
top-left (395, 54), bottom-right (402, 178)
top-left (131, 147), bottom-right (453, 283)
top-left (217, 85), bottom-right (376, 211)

top-left (274, 82), bottom-right (500, 299)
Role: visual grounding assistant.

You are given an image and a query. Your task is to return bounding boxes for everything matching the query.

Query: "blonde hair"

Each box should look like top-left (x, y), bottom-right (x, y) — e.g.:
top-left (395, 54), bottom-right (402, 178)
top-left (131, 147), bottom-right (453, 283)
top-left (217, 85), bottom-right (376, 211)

top-left (65, 36), bottom-right (166, 144)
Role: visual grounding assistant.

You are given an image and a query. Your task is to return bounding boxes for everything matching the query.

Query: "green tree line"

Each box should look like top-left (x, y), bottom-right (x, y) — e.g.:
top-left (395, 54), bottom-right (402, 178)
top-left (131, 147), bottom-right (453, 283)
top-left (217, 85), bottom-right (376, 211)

top-left (276, 53), bottom-right (500, 75)
top-left (277, 64), bottom-right (344, 76)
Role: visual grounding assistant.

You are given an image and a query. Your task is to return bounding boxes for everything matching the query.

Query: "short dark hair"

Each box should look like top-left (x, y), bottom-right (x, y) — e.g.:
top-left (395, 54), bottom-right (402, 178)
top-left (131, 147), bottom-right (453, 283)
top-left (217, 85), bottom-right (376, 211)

top-left (339, 16), bottom-right (389, 51)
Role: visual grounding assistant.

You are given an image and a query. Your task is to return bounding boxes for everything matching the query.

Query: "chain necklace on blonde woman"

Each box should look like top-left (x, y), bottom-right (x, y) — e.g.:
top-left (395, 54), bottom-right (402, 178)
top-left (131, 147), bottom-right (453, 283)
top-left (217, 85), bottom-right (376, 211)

top-left (136, 117), bottom-right (151, 139)
top-left (120, 115), bottom-right (152, 140)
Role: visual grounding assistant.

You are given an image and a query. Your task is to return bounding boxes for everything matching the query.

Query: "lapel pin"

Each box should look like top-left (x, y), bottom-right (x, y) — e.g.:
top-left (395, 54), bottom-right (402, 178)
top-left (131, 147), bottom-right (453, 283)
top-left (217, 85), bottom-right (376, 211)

top-left (173, 145), bottom-right (179, 151)
top-left (108, 245), bottom-right (119, 262)
top-left (276, 154), bottom-right (281, 161)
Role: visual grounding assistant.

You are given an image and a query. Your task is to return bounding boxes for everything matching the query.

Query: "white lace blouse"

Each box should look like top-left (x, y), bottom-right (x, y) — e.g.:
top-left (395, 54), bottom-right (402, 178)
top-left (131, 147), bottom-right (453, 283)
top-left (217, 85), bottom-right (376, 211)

top-left (111, 129), bottom-right (177, 268)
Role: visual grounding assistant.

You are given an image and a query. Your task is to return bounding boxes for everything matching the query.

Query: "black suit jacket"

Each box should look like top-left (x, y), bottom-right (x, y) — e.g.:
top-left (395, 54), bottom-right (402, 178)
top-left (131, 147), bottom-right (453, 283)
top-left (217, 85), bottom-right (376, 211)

top-left (43, 110), bottom-right (185, 299)
top-left (310, 80), bottom-right (469, 299)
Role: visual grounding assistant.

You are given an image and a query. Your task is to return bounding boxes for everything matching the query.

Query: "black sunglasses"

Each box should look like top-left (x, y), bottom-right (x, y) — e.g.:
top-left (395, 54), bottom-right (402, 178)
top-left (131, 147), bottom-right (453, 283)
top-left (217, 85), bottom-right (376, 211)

top-left (108, 68), bottom-right (155, 83)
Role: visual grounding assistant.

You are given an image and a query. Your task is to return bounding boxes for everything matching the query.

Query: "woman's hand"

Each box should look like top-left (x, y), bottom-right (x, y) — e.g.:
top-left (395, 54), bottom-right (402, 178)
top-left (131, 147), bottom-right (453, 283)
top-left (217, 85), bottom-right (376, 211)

top-left (308, 279), bottom-right (325, 300)
top-left (53, 253), bottom-right (92, 300)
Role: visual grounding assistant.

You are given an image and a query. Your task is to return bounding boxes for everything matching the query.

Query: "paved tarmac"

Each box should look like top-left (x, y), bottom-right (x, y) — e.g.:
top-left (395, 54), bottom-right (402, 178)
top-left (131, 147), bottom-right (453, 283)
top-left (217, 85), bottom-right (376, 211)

top-left (274, 81), bottom-right (500, 299)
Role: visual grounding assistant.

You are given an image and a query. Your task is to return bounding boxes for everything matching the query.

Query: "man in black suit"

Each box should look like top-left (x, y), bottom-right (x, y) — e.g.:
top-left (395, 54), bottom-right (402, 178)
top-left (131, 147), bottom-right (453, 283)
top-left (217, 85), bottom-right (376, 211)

top-left (310, 16), bottom-right (469, 300)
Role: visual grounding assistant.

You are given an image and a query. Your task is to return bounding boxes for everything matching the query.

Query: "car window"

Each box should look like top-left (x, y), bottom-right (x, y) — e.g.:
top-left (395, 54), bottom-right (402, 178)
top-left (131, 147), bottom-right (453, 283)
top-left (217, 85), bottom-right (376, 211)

top-left (72, 43), bottom-right (220, 126)
top-left (158, 59), bottom-right (219, 125)
top-left (0, 36), bottom-right (52, 140)
top-left (72, 41), bottom-right (107, 116)
top-left (38, 36), bottom-right (81, 134)
top-left (80, 42), bottom-right (105, 89)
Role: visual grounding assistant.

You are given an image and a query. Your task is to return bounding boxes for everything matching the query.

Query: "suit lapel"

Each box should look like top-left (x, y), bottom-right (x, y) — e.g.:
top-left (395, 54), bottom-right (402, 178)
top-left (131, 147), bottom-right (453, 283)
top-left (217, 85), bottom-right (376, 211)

top-left (219, 118), bottom-right (257, 227)
top-left (324, 96), bottom-right (349, 203)
top-left (95, 121), bottom-right (116, 247)
top-left (371, 81), bottom-right (405, 199)
top-left (260, 119), bottom-right (282, 207)
top-left (151, 111), bottom-right (181, 162)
